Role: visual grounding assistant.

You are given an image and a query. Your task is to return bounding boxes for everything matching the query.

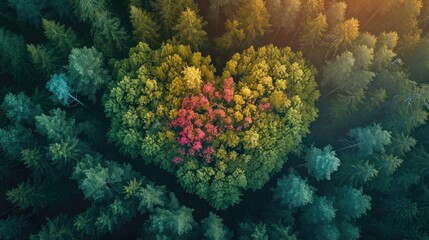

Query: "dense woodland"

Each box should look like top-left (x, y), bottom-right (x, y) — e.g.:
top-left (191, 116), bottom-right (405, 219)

top-left (1, 0), bottom-right (429, 239)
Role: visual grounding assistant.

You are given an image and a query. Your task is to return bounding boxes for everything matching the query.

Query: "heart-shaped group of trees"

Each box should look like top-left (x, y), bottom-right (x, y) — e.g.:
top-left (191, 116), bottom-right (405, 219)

top-left (104, 42), bottom-right (320, 209)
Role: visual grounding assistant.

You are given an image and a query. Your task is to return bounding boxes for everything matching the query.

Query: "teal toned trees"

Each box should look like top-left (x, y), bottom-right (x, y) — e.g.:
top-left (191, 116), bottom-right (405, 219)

top-left (201, 212), bottom-right (231, 240)
top-left (30, 215), bottom-right (78, 240)
top-left (305, 145), bottom-right (340, 181)
top-left (1, 92), bottom-right (42, 123)
top-left (35, 109), bottom-right (78, 142)
top-left (0, 215), bottom-right (31, 240)
top-left (46, 73), bottom-right (86, 108)
top-left (301, 196), bottom-right (336, 225)
top-left (66, 47), bottom-right (110, 102)
top-left (335, 186), bottom-right (371, 219)
top-left (7, 0), bottom-right (44, 27)
top-left (346, 124), bottom-right (391, 156)
top-left (273, 172), bottom-right (314, 208)
top-left (0, 27), bottom-right (29, 81)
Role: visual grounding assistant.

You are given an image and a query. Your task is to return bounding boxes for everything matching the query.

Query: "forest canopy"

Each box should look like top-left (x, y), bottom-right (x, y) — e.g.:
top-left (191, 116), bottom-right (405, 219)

top-left (1, 0), bottom-right (429, 239)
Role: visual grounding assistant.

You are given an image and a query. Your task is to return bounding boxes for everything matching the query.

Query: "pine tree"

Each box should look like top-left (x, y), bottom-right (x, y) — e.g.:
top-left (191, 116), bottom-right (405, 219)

top-left (27, 44), bottom-right (59, 74)
top-left (151, 0), bottom-right (198, 35)
top-left (0, 124), bottom-right (34, 159)
top-left (71, 0), bottom-right (107, 22)
top-left (42, 19), bottom-right (79, 58)
top-left (266, 0), bottom-right (302, 33)
top-left (1, 92), bottom-right (42, 123)
top-left (30, 215), bottom-right (79, 240)
top-left (173, 8), bottom-right (208, 51)
top-left (321, 51), bottom-right (355, 90)
top-left (335, 186), bottom-right (371, 219)
top-left (0, 215), bottom-right (31, 240)
top-left (346, 124), bottom-right (392, 156)
top-left (326, 1), bottom-right (347, 28)
top-left (46, 73), bottom-right (87, 108)
top-left (273, 172), bottom-right (314, 208)
top-left (235, 0), bottom-right (271, 47)
top-left (215, 19), bottom-right (246, 53)
top-left (334, 154), bottom-right (378, 186)
top-left (0, 27), bottom-right (29, 81)
top-left (301, 196), bottom-right (336, 225)
top-left (66, 47), bottom-right (111, 102)
top-left (92, 12), bottom-right (129, 57)
top-left (305, 145), bottom-right (341, 181)
top-left (35, 108), bottom-right (78, 142)
top-left (201, 212), bottom-right (231, 240)
top-left (325, 18), bottom-right (360, 56)
top-left (7, 0), bottom-right (45, 28)
top-left (6, 180), bottom-right (59, 209)
top-left (207, 0), bottom-right (231, 30)
top-left (137, 184), bottom-right (167, 213)
top-left (129, 6), bottom-right (160, 46)
top-left (299, 13), bottom-right (328, 52)
top-left (146, 199), bottom-right (196, 237)
top-left (237, 221), bottom-right (269, 240)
